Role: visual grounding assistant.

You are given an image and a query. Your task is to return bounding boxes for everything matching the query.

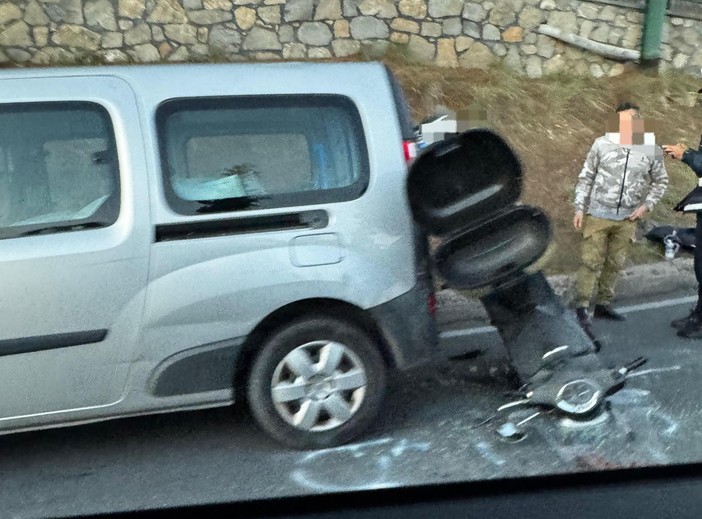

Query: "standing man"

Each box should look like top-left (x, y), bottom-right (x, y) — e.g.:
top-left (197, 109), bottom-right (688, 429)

top-left (573, 102), bottom-right (668, 334)
top-left (663, 136), bottom-right (702, 338)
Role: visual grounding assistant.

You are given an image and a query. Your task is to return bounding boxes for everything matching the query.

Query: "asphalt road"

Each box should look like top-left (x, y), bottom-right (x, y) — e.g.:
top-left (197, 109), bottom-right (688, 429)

top-left (3, 290), bottom-right (702, 519)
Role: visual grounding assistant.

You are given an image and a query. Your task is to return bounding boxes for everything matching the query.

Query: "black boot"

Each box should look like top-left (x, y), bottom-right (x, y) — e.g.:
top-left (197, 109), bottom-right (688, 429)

top-left (678, 312), bottom-right (702, 339)
top-left (672, 307), bottom-right (701, 330)
top-left (576, 307), bottom-right (591, 324)
top-left (576, 307), bottom-right (602, 352)
top-left (594, 303), bottom-right (626, 321)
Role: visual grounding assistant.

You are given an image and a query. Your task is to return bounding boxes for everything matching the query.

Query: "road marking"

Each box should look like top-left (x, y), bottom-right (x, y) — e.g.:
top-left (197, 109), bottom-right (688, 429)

top-left (440, 295), bottom-right (698, 339)
top-left (474, 441), bottom-right (506, 466)
top-left (646, 407), bottom-right (679, 435)
top-left (627, 366), bottom-right (682, 378)
top-left (617, 296), bottom-right (697, 314)
top-left (291, 437), bottom-right (430, 493)
top-left (608, 388), bottom-right (651, 402)
top-left (299, 437), bottom-right (393, 460)
top-left (441, 326), bottom-right (496, 338)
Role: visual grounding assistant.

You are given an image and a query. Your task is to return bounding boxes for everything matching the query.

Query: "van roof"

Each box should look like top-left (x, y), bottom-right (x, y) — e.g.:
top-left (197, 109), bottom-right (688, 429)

top-left (0, 59), bottom-right (387, 81)
top-left (0, 60), bottom-right (416, 139)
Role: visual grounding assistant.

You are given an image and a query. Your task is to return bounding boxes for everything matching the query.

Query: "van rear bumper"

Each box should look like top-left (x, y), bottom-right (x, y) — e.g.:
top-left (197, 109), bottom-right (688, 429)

top-left (369, 280), bottom-right (440, 370)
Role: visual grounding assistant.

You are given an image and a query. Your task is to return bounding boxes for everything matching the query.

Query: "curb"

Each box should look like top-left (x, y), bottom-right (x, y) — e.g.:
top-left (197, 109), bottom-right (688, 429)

top-left (436, 257), bottom-right (697, 325)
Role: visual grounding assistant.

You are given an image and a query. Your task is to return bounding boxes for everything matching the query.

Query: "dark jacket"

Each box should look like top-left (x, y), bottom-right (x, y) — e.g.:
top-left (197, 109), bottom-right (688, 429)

top-left (683, 148), bottom-right (702, 177)
top-left (674, 148), bottom-right (702, 212)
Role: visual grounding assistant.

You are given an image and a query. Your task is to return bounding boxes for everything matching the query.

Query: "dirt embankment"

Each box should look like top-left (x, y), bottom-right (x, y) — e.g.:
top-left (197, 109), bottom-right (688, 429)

top-left (387, 56), bottom-right (702, 273)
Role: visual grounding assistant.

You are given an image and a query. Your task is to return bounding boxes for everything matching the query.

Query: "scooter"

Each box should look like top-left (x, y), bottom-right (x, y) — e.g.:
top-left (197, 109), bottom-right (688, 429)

top-left (407, 128), bottom-right (649, 436)
top-left (481, 271), bottom-right (649, 438)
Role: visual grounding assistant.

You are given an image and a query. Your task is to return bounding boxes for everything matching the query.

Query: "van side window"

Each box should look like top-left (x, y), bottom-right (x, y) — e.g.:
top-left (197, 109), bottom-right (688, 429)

top-left (156, 95), bottom-right (369, 215)
top-left (0, 102), bottom-right (120, 240)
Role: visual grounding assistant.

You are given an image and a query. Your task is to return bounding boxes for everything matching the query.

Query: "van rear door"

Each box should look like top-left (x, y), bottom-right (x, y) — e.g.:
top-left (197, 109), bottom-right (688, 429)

top-left (383, 66), bottom-right (436, 317)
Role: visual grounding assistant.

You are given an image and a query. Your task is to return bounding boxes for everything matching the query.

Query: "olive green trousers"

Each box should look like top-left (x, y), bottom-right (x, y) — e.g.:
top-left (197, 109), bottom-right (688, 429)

top-left (574, 215), bottom-right (636, 309)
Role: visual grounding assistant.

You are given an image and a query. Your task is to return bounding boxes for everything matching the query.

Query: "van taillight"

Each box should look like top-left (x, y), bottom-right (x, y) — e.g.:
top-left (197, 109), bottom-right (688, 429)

top-left (428, 292), bottom-right (437, 316)
top-left (403, 140), bottom-right (417, 164)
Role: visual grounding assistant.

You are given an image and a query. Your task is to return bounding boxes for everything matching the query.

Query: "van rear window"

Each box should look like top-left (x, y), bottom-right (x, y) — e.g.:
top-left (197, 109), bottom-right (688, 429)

top-left (156, 95), bottom-right (369, 216)
top-left (0, 102), bottom-right (120, 240)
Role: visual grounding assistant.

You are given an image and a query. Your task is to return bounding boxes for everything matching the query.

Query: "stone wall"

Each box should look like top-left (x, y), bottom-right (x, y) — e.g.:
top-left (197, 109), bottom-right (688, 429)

top-left (0, 0), bottom-right (700, 77)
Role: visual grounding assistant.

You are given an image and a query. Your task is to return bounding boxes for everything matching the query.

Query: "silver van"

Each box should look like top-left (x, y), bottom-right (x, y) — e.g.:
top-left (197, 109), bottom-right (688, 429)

top-left (0, 61), bottom-right (438, 450)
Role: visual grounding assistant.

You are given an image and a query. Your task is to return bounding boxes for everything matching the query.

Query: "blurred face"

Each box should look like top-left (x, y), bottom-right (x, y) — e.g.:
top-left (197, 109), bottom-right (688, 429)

top-left (618, 108), bottom-right (642, 144)
top-left (631, 115), bottom-right (645, 145)
top-left (456, 105), bottom-right (489, 131)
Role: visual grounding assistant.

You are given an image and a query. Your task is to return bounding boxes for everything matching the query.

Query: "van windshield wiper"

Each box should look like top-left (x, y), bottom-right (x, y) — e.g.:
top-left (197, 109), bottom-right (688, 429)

top-left (13, 221), bottom-right (106, 238)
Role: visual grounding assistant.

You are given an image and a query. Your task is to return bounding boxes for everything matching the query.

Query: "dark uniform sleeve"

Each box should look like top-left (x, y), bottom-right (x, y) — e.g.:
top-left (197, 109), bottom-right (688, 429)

top-left (683, 148), bottom-right (702, 177)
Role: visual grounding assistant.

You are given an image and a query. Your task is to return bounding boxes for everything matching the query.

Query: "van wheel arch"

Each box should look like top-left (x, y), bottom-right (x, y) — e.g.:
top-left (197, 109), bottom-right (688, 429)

top-left (233, 299), bottom-right (395, 398)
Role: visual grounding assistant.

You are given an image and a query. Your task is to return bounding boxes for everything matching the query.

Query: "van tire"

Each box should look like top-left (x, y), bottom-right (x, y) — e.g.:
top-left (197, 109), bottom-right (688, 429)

top-left (246, 315), bottom-right (387, 450)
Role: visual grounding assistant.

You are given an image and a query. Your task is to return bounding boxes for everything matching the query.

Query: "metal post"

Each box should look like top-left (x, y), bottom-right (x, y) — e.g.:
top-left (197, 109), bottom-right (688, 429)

top-left (640, 0), bottom-right (668, 73)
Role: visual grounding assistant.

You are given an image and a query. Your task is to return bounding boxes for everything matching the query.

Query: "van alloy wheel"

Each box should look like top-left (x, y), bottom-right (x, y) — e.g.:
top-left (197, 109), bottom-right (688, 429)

top-left (247, 315), bottom-right (387, 450)
top-left (271, 341), bottom-right (367, 432)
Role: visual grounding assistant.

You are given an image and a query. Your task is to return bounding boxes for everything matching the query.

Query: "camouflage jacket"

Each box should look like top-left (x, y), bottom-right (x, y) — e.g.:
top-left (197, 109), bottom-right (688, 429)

top-left (573, 132), bottom-right (668, 221)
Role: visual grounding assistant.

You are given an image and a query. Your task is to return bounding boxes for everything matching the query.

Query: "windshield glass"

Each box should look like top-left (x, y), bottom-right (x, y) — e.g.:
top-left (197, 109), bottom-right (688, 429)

top-left (2, 2), bottom-right (702, 518)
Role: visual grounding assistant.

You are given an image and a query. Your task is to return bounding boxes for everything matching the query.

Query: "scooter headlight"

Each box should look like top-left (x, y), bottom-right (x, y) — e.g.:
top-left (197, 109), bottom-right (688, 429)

top-left (555, 379), bottom-right (602, 416)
